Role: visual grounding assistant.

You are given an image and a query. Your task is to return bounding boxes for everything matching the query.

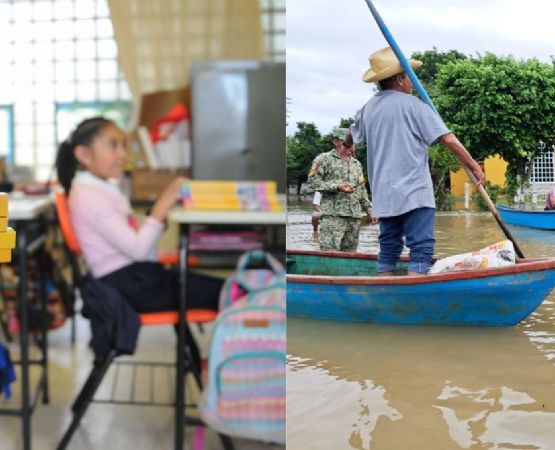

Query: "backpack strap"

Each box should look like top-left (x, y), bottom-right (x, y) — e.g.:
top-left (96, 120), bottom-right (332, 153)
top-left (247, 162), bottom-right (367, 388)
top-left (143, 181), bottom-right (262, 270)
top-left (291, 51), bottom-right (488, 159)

top-left (235, 251), bottom-right (284, 284)
top-left (236, 250), bottom-right (284, 273)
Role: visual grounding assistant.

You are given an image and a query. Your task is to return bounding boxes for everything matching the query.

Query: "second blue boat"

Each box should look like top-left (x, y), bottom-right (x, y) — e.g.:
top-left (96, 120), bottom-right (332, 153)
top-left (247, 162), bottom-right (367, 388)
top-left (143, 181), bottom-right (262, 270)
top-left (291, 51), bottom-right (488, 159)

top-left (497, 204), bottom-right (555, 230)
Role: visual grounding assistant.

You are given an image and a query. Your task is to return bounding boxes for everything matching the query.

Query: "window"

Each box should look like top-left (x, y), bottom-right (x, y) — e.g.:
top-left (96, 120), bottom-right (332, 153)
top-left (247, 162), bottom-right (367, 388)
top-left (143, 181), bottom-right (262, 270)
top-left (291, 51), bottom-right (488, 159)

top-left (0, 105), bottom-right (14, 163)
top-left (259, 0), bottom-right (285, 62)
top-left (0, 0), bottom-right (282, 179)
top-left (55, 101), bottom-right (131, 142)
top-left (0, 0), bottom-right (131, 180)
top-left (531, 150), bottom-right (554, 184)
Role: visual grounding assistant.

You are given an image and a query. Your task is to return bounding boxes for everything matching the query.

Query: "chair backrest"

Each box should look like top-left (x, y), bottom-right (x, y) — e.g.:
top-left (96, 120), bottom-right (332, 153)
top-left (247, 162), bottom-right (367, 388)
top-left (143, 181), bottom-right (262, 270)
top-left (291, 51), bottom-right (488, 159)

top-left (54, 192), bottom-right (82, 256)
top-left (54, 191), bottom-right (87, 290)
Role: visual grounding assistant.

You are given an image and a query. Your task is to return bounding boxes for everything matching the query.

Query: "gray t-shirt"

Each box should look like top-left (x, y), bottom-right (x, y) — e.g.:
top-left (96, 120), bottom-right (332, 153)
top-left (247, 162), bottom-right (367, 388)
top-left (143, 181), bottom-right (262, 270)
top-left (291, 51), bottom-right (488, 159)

top-left (351, 90), bottom-right (449, 218)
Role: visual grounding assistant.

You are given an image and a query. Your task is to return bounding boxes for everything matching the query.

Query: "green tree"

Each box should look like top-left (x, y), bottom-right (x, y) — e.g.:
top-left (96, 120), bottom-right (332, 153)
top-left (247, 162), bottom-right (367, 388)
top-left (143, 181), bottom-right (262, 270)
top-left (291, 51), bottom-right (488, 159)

top-left (411, 47), bottom-right (467, 98)
top-left (286, 122), bottom-right (327, 194)
top-left (428, 145), bottom-right (459, 210)
top-left (286, 119), bottom-right (370, 195)
top-left (409, 48), bottom-right (468, 209)
top-left (434, 54), bottom-right (555, 192)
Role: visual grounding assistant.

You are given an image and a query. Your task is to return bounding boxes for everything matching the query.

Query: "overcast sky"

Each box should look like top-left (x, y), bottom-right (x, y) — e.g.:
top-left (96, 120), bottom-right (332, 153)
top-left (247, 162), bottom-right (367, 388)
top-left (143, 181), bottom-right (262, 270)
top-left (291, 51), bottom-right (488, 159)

top-left (286, 0), bottom-right (555, 136)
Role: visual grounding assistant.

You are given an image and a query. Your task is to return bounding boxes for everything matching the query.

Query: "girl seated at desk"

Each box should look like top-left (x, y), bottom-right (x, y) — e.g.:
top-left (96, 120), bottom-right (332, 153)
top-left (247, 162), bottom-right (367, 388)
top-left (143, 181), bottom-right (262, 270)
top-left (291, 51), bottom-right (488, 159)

top-left (55, 116), bottom-right (222, 366)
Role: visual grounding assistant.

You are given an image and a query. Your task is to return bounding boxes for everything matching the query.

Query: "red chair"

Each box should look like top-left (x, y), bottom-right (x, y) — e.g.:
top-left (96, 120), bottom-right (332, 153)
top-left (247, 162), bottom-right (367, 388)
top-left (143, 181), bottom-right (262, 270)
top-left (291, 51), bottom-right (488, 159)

top-left (54, 192), bottom-right (233, 450)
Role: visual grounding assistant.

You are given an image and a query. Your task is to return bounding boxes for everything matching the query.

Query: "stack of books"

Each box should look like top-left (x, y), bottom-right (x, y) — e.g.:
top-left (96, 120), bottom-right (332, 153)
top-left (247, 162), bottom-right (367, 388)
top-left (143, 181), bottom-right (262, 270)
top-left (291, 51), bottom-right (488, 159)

top-left (0, 194), bottom-right (15, 262)
top-left (189, 230), bottom-right (264, 251)
top-left (180, 181), bottom-right (281, 211)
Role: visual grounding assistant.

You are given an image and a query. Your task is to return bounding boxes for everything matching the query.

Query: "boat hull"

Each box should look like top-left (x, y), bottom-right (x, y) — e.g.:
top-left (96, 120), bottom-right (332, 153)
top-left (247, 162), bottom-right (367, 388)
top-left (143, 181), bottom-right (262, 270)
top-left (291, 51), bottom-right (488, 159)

top-left (497, 205), bottom-right (555, 230)
top-left (287, 250), bottom-right (555, 326)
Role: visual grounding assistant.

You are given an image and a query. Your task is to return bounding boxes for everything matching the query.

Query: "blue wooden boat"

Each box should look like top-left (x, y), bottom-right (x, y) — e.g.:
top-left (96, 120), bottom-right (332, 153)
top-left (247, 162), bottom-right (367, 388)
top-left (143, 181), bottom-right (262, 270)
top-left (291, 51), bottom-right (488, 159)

top-left (497, 205), bottom-right (555, 230)
top-left (287, 250), bottom-right (555, 326)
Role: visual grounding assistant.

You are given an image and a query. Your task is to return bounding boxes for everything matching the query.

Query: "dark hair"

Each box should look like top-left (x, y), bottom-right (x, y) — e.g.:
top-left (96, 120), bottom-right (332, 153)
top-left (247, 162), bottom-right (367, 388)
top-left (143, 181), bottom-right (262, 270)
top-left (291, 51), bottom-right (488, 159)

top-left (55, 116), bottom-right (114, 192)
top-left (378, 72), bottom-right (405, 91)
top-left (343, 132), bottom-right (353, 148)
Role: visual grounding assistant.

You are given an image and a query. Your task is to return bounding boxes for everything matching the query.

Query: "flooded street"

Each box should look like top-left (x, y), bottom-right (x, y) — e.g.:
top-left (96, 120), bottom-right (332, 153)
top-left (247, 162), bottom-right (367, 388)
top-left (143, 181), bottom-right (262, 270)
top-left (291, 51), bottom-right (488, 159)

top-left (287, 195), bottom-right (555, 450)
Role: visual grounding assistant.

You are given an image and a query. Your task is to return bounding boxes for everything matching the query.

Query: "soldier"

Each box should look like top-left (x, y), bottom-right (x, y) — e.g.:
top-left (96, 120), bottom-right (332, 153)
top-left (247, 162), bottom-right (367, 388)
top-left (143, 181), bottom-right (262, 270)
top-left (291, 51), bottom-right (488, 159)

top-left (307, 130), bottom-right (373, 252)
top-left (311, 130), bottom-right (344, 235)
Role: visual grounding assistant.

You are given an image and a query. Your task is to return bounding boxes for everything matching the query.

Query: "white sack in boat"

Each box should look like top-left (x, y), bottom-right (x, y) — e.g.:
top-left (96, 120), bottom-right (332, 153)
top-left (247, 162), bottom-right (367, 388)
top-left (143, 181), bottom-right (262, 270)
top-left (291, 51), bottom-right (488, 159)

top-left (430, 240), bottom-right (516, 274)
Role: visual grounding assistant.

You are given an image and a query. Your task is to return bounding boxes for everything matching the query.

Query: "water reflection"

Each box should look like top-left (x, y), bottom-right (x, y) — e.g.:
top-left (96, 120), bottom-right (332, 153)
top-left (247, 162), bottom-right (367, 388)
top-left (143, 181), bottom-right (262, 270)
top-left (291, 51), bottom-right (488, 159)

top-left (436, 383), bottom-right (555, 449)
top-left (288, 318), bottom-right (555, 449)
top-left (508, 225), bottom-right (555, 257)
top-left (287, 355), bottom-right (402, 450)
top-left (287, 196), bottom-right (555, 449)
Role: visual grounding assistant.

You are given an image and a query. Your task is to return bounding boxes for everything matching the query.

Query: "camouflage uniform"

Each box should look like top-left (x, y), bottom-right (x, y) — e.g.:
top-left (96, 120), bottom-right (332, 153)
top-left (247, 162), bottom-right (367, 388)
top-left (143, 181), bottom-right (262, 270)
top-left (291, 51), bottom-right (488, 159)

top-left (308, 149), bottom-right (372, 252)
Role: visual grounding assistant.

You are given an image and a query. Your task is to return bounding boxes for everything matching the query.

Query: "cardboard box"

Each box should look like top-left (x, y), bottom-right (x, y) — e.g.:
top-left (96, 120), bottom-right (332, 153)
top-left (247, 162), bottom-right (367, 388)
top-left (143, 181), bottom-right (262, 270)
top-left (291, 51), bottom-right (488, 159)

top-left (131, 168), bottom-right (190, 202)
top-left (128, 87), bottom-right (192, 171)
top-left (134, 87), bottom-right (190, 130)
top-left (127, 88), bottom-right (193, 201)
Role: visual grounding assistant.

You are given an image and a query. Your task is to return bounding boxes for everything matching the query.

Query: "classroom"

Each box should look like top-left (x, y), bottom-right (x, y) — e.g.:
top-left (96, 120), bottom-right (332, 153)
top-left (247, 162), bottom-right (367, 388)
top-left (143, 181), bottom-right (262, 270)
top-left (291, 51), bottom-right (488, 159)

top-left (0, 1), bottom-right (286, 449)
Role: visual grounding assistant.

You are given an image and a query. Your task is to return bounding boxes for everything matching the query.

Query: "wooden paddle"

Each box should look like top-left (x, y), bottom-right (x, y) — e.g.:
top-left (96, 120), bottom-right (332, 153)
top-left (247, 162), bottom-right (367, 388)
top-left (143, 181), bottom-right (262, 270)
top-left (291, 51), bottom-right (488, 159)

top-left (462, 167), bottom-right (525, 258)
top-left (362, 0), bottom-right (525, 259)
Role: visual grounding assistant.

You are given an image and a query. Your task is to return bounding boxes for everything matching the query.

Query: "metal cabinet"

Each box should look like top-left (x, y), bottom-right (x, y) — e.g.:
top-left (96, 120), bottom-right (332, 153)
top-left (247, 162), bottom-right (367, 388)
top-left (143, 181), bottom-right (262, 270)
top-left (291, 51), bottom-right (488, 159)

top-left (191, 61), bottom-right (286, 192)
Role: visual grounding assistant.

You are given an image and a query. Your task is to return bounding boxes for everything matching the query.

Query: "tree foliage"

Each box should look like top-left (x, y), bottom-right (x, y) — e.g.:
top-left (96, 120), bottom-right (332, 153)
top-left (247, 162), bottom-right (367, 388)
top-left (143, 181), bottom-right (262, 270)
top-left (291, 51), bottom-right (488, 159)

top-left (286, 119), bottom-right (370, 194)
top-left (287, 50), bottom-right (555, 209)
top-left (286, 122), bottom-right (326, 193)
top-left (410, 48), bottom-right (468, 209)
top-left (434, 53), bottom-right (555, 181)
top-left (411, 47), bottom-right (467, 97)
top-left (428, 144), bottom-right (459, 210)
top-left (473, 181), bottom-right (503, 211)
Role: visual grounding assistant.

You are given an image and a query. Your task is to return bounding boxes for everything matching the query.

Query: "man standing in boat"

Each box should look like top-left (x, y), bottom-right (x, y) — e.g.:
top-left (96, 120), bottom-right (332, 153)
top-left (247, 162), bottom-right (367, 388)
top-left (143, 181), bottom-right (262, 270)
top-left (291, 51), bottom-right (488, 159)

top-left (307, 128), bottom-right (373, 252)
top-left (345, 46), bottom-right (485, 276)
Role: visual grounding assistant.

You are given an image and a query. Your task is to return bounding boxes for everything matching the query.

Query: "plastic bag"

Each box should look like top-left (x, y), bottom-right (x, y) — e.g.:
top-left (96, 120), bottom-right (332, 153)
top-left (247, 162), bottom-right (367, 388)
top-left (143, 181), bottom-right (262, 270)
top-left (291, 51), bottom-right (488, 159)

top-left (430, 240), bottom-right (515, 274)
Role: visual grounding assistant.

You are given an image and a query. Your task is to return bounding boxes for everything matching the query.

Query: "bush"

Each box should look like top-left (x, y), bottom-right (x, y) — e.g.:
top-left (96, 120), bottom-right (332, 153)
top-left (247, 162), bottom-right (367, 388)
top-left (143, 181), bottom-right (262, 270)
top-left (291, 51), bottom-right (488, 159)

top-left (435, 190), bottom-right (455, 211)
top-left (473, 181), bottom-right (502, 211)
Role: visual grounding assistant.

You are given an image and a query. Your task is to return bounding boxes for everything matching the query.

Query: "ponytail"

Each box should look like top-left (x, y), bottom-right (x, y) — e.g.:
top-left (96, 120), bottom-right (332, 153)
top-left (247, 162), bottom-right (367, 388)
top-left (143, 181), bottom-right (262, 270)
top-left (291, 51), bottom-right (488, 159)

top-left (55, 116), bottom-right (114, 193)
top-left (56, 140), bottom-right (78, 193)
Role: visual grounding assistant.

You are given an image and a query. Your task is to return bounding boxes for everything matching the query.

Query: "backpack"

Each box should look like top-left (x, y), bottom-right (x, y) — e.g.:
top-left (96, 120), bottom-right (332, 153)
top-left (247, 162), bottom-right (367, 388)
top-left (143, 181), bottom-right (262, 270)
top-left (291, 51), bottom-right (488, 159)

top-left (0, 342), bottom-right (15, 399)
top-left (218, 250), bottom-right (285, 311)
top-left (200, 285), bottom-right (286, 444)
top-left (0, 247), bottom-right (70, 337)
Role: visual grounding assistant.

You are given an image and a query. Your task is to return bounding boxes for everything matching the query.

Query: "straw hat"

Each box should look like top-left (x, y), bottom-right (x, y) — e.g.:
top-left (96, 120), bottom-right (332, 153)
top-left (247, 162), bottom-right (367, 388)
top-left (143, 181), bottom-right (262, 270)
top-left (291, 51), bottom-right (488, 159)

top-left (362, 47), bottom-right (422, 83)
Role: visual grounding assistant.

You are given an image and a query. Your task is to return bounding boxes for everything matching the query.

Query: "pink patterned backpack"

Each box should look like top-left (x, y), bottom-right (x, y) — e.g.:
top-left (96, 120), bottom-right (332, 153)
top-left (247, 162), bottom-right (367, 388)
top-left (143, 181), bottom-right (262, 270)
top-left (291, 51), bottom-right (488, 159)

top-left (218, 250), bottom-right (285, 311)
top-left (200, 285), bottom-right (285, 443)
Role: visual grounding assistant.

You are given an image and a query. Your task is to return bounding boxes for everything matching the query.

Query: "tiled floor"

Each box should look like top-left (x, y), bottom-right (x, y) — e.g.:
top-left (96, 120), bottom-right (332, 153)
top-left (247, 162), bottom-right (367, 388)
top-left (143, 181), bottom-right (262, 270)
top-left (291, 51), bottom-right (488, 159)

top-left (0, 315), bottom-right (284, 450)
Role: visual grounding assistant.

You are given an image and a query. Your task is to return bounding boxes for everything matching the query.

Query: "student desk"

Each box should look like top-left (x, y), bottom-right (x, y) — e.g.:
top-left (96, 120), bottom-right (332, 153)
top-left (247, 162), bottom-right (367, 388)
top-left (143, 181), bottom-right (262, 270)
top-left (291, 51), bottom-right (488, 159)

top-left (168, 207), bottom-right (286, 450)
top-left (0, 194), bottom-right (53, 450)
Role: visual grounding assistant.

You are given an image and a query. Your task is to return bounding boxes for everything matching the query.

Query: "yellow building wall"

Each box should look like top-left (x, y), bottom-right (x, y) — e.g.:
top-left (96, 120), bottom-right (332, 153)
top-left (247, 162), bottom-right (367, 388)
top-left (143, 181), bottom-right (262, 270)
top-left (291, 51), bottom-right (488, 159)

top-left (450, 168), bottom-right (470, 196)
top-left (450, 154), bottom-right (508, 195)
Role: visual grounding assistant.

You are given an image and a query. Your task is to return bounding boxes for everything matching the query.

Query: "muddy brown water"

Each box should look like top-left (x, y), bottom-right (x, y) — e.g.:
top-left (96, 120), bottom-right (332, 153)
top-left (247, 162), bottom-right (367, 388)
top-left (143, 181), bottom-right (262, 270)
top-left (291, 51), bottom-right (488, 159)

top-left (287, 196), bottom-right (555, 450)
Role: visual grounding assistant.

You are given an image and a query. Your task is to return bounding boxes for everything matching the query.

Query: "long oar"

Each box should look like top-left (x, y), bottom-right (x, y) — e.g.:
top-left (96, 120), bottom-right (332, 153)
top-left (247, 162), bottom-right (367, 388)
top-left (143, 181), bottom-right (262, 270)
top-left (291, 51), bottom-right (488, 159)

top-left (362, 0), bottom-right (525, 259)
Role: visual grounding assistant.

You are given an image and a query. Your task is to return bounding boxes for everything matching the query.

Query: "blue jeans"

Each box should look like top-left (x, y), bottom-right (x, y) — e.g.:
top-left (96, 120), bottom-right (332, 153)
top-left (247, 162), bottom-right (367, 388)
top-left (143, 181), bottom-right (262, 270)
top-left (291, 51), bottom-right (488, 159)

top-left (377, 207), bottom-right (435, 274)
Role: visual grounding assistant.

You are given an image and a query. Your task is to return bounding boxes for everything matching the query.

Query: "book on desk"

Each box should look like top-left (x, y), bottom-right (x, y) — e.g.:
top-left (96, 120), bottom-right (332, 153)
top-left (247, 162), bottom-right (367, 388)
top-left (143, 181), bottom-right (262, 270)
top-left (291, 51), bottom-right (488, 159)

top-left (176, 181), bottom-right (283, 267)
top-left (180, 181), bottom-right (281, 212)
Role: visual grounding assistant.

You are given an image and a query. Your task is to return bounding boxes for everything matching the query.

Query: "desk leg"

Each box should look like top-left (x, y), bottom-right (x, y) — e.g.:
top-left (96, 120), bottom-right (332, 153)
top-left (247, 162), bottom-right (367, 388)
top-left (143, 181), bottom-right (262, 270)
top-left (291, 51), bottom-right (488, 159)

top-left (176, 224), bottom-right (189, 450)
top-left (38, 247), bottom-right (49, 404)
top-left (17, 225), bottom-right (31, 450)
